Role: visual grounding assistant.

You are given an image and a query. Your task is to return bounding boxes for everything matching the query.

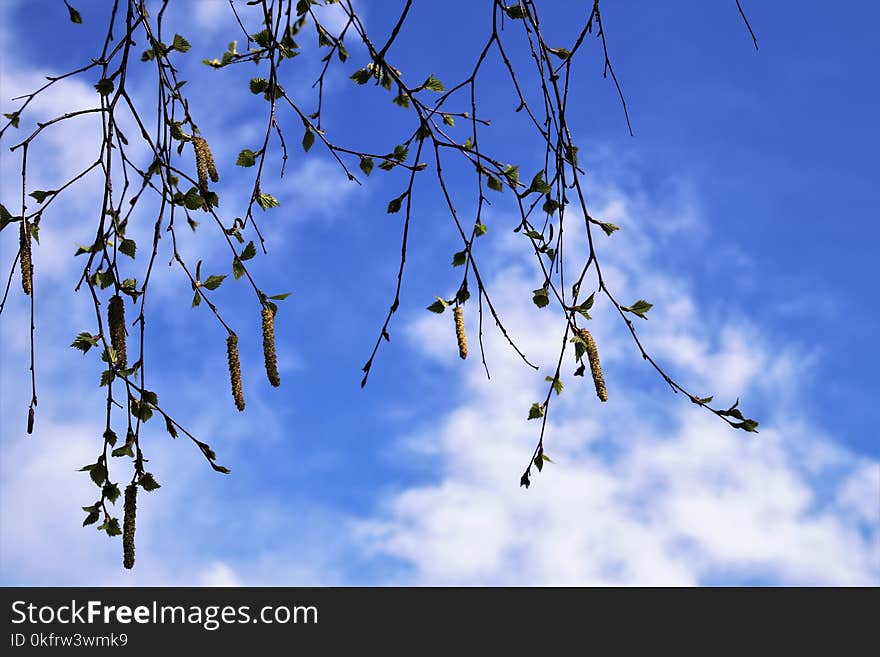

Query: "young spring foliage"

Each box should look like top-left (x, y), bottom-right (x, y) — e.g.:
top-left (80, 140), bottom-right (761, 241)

top-left (0, 0), bottom-right (761, 567)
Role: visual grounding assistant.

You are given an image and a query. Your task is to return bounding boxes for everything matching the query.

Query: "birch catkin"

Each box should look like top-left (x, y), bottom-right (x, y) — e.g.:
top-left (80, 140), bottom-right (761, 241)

top-left (261, 306), bottom-right (280, 387)
top-left (107, 295), bottom-right (127, 369)
top-left (19, 221), bottom-right (32, 296)
top-left (123, 484), bottom-right (137, 570)
top-left (227, 333), bottom-right (245, 411)
top-left (454, 306), bottom-right (468, 360)
top-left (578, 328), bottom-right (608, 402)
top-left (192, 136), bottom-right (218, 193)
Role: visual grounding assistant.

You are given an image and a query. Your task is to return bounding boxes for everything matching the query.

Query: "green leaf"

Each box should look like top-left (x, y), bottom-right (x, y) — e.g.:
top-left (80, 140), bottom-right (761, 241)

top-left (249, 77), bottom-right (268, 94)
top-left (192, 290), bottom-right (201, 307)
top-left (542, 197), bottom-right (560, 215)
top-left (99, 517), bottom-right (122, 536)
top-left (240, 241), bottom-right (256, 261)
top-left (427, 296), bottom-right (448, 314)
top-left (64, 1), bottom-right (82, 24)
top-left (359, 156), bottom-right (374, 176)
top-left (528, 171), bottom-right (552, 195)
top-left (94, 78), bottom-right (114, 96)
top-left (236, 149), bottom-right (257, 167)
top-left (528, 403), bottom-right (544, 420)
top-left (268, 292), bottom-right (292, 300)
top-left (598, 221), bottom-right (619, 236)
top-left (387, 195), bottom-right (403, 214)
top-left (621, 299), bottom-right (653, 319)
top-left (302, 128), bottom-right (315, 152)
top-left (89, 463), bottom-right (106, 487)
top-left (421, 75), bottom-right (444, 92)
top-left (503, 164), bottom-right (520, 185)
top-left (442, 113), bottom-right (455, 126)
top-left (83, 510), bottom-right (100, 526)
top-left (232, 258), bottom-right (245, 280)
top-left (547, 46), bottom-right (571, 60)
top-left (350, 67), bottom-right (372, 85)
top-left (28, 190), bottom-right (55, 204)
top-left (71, 331), bottom-right (98, 353)
top-left (120, 238), bottom-right (136, 259)
top-left (140, 472), bottom-right (161, 491)
top-left (452, 250), bottom-right (468, 267)
top-left (3, 112), bottom-right (20, 129)
top-left (504, 4), bottom-right (525, 19)
top-left (532, 287), bottom-right (550, 309)
top-left (572, 292), bottom-right (595, 320)
top-left (545, 375), bottom-right (564, 396)
top-left (103, 483), bottom-right (121, 504)
top-left (392, 93), bottom-right (410, 108)
top-left (487, 176), bottom-right (503, 192)
top-left (165, 415), bottom-right (178, 438)
top-left (474, 221), bottom-right (488, 237)
top-left (111, 441), bottom-right (134, 458)
top-left (99, 369), bottom-right (115, 387)
top-left (733, 419), bottom-right (760, 433)
top-left (172, 34), bottom-right (191, 53)
top-left (256, 193), bottom-right (279, 210)
top-left (203, 274), bottom-right (226, 291)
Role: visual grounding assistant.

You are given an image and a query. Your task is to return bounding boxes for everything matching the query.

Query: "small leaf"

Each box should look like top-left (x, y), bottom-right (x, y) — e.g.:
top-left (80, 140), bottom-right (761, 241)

top-left (545, 375), bottom-right (564, 396)
top-left (29, 190), bottom-right (55, 204)
top-left (120, 238), bottom-right (136, 259)
top-left (532, 287), bottom-right (550, 309)
top-left (359, 156), bottom-right (374, 176)
top-left (268, 292), bottom-right (292, 301)
top-left (452, 250), bottom-right (468, 267)
top-left (427, 296), bottom-right (448, 314)
top-left (256, 193), bottom-right (279, 210)
top-left (249, 77), bottom-right (268, 94)
top-left (421, 75), bottom-right (444, 92)
top-left (528, 403), bottom-right (544, 420)
top-left (621, 299), bottom-right (653, 319)
top-left (487, 176), bottom-right (503, 192)
top-left (387, 195), bottom-right (403, 214)
top-left (599, 222), bottom-right (619, 236)
top-left (64, 1), bottom-right (82, 24)
top-left (172, 33), bottom-right (191, 53)
top-left (140, 472), bottom-right (161, 491)
top-left (302, 128), bottom-right (315, 152)
top-left (94, 78), bottom-right (114, 96)
top-left (202, 274), bottom-right (226, 291)
top-left (236, 149), bottom-right (257, 167)
top-left (239, 240), bottom-right (257, 261)
top-left (71, 332), bottom-right (98, 353)
top-left (528, 171), bottom-right (552, 195)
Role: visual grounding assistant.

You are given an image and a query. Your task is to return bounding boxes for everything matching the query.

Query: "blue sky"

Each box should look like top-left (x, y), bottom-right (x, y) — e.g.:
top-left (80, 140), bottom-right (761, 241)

top-left (0, 0), bottom-right (877, 585)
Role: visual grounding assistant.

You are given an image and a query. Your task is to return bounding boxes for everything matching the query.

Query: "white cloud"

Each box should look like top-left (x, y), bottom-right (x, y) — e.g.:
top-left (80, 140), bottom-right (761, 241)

top-left (353, 178), bottom-right (880, 586)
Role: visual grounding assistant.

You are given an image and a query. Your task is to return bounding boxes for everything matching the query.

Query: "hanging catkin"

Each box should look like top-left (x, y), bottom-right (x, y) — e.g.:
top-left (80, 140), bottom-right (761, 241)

top-left (107, 295), bottom-right (127, 369)
top-left (261, 306), bottom-right (280, 387)
top-left (578, 328), bottom-right (608, 402)
top-left (192, 136), bottom-right (218, 193)
top-left (454, 306), bottom-right (468, 360)
top-left (19, 221), bottom-right (32, 296)
top-left (123, 484), bottom-right (137, 570)
top-left (227, 333), bottom-right (245, 411)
